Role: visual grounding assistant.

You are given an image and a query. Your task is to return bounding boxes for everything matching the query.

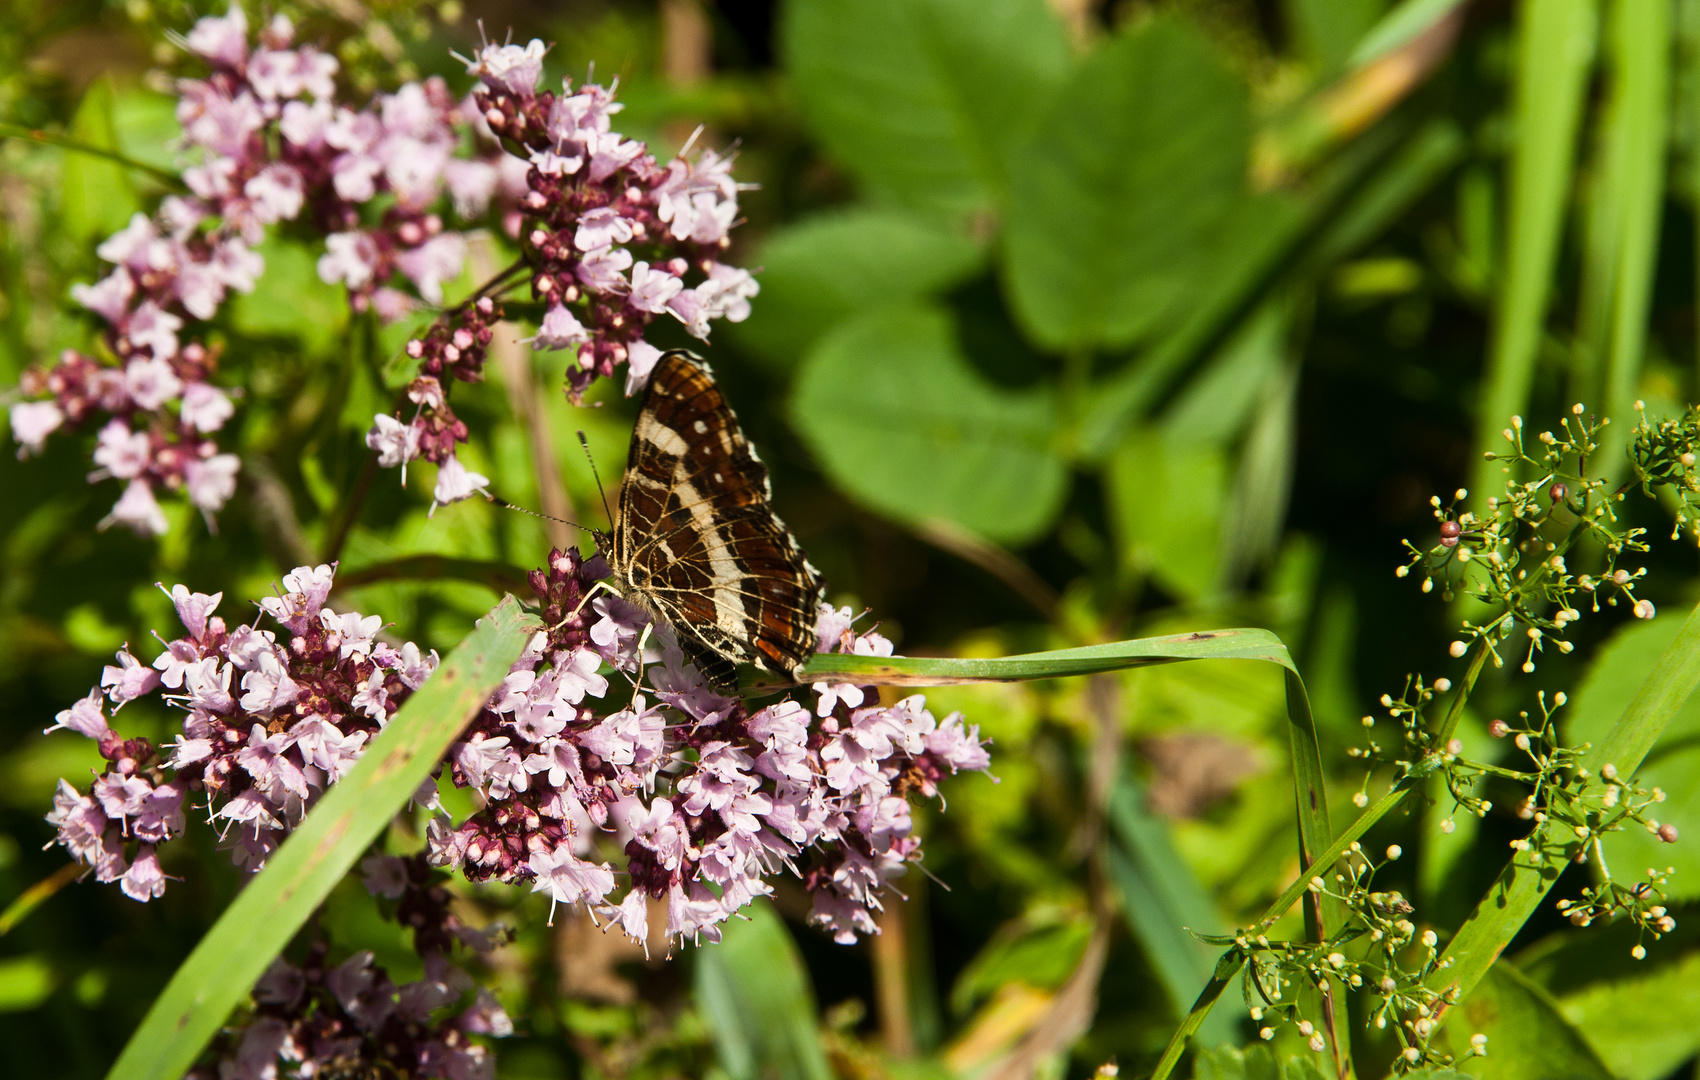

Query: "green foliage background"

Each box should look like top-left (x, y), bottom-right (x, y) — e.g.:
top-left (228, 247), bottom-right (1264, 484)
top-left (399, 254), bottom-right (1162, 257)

top-left (7, 0), bottom-right (1700, 1078)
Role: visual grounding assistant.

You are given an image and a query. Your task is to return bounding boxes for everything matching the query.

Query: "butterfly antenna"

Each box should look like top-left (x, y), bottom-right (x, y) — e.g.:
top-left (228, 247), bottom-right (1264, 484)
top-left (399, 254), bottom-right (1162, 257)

top-left (579, 431), bottom-right (616, 526)
top-left (484, 493), bottom-right (598, 538)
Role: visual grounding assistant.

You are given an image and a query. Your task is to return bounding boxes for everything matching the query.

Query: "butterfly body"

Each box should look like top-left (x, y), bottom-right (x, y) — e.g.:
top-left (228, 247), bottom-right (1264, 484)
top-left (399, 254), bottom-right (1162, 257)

top-left (604, 351), bottom-right (823, 689)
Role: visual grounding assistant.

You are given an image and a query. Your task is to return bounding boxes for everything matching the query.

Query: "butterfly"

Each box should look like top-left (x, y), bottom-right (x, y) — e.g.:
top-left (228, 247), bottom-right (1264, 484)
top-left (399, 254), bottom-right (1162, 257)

top-left (600, 350), bottom-right (824, 691)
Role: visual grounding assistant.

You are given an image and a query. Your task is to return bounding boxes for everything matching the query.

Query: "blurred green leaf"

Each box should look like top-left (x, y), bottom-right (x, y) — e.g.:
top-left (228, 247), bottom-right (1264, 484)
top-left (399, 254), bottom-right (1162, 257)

top-left (109, 89), bottom-right (181, 174)
top-left (694, 900), bottom-right (832, 1080)
top-left (1107, 429), bottom-right (1229, 601)
top-left (0, 955), bottom-right (54, 1012)
top-left (1564, 615), bottom-right (1700, 899)
top-left (106, 597), bottom-right (535, 1080)
top-left (731, 208), bottom-right (983, 367)
top-left (229, 239), bottom-right (350, 354)
top-left (1003, 16), bottom-right (1250, 351)
top-left (1193, 1041), bottom-right (1336, 1078)
top-left (60, 80), bottom-right (140, 243)
top-left (949, 911), bottom-right (1090, 1016)
top-left (781, 0), bottom-right (1071, 213)
top-left (789, 305), bottom-right (1067, 545)
top-left (1575, 0), bottom-right (1670, 456)
top-left (1433, 962), bottom-right (1612, 1080)
top-left (1349, 0), bottom-right (1470, 67)
top-left (1520, 924), bottom-right (1700, 1080)
top-left (1286, 0), bottom-right (1387, 72)
top-left (1106, 770), bottom-right (1238, 1046)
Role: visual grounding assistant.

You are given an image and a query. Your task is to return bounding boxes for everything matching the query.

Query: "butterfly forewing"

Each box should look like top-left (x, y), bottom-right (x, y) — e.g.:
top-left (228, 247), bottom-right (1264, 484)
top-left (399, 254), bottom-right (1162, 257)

top-left (612, 352), bottom-right (823, 688)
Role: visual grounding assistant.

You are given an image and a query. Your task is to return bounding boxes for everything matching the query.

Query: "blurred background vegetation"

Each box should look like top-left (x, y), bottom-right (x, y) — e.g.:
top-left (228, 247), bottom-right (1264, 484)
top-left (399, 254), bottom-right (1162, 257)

top-left (8, 0), bottom-right (1700, 1077)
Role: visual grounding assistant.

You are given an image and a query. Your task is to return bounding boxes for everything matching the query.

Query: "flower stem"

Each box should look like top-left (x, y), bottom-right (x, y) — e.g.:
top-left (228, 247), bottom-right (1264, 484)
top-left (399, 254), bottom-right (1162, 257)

top-left (0, 122), bottom-right (185, 188)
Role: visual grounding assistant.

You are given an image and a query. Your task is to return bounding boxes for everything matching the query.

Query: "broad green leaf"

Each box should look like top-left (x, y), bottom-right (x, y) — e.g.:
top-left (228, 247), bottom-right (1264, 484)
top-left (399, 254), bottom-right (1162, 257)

top-left (781, 0), bottom-right (1072, 213)
top-left (1433, 962), bottom-right (1612, 1080)
top-left (106, 597), bottom-right (536, 1080)
top-left (1520, 924), bottom-right (1700, 1080)
top-left (1003, 16), bottom-right (1251, 351)
top-left (1472, 0), bottom-right (1595, 506)
top-left (694, 900), bottom-right (832, 1080)
top-left (1107, 429), bottom-right (1229, 601)
top-left (110, 88), bottom-right (181, 175)
top-left (1430, 599), bottom-right (1700, 1015)
top-left (730, 208), bottom-right (983, 367)
top-left (789, 305), bottom-right (1067, 546)
top-left (230, 238), bottom-right (351, 354)
top-left (1564, 616), bottom-right (1700, 898)
top-left (1075, 113), bottom-right (1436, 460)
top-left (60, 80), bottom-right (140, 243)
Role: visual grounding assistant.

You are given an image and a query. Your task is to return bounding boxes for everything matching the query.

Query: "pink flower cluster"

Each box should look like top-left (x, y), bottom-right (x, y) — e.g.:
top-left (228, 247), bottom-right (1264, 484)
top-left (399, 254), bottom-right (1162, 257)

top-left (192, 855), bottom-right (510, 1080)
top-left (471, 38), bottom-right (759, 398)
top-left (363, 39), bottom-right (765, 505)
top-left (6, 8), bottom-right (517, 533)
top-left (45, 552), bottom-right (991, 948)
top-left (47, 565), bottom-right (439, 898)
top-left (429, 548), bottom-right (991, 946)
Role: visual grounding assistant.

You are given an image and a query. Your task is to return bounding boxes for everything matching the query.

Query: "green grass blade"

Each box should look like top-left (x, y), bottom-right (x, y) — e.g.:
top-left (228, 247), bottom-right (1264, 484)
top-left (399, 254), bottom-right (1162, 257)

top-left (1428, 597), bottom-right (1700, 1011)
top-left (106, 596), bottom-right (538, 1080)
top-left (1105, 771), bottom-right (1238, 1046)
top-left (1471, 0), bottom-right (1597, 506)
top-left (784, 628), bottom-right (1295, 686)
top-left (1348, 0), bottom-right (1471, 68)
top-left (694, 900), bottom-right (834, 1080)
top-left (1601, 0), bottom-right (1670, 442)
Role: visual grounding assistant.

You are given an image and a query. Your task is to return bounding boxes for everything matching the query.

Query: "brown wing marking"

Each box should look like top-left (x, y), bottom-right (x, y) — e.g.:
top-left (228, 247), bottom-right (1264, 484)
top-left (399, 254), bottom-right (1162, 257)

top-left (613, 351), bottom-right (822, 686)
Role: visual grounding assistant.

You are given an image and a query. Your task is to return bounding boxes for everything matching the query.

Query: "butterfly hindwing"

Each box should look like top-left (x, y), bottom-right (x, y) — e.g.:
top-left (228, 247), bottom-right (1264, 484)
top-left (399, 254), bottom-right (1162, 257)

top-left (612, 352), bottom-right (822, 689)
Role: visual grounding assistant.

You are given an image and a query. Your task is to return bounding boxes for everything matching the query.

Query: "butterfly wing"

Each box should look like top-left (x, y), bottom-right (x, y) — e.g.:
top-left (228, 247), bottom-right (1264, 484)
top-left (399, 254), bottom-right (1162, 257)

top-left (614, 352), bottom-right (823, 688)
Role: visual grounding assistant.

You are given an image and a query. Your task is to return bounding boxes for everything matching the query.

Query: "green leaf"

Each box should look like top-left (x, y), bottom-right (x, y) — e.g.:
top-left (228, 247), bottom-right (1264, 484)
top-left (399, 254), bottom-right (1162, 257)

top-left (781, 0), bottom-right (1072, 213)
top-left (229, 238), bottom-right (351, 354)
top-left (789, 305), bottom-right (1067, 546)
top-left (1107, 428), bottom-right (1230, 601)
top-left (106, 597), bottom-right (536, 1080)
top-left (1286, 0), bottom-right (1387, 72)
top-left (1348, 0), bottom-right (1471, 67)
top-left (1564, 616), bottom-right (1700, 899)
top-left (109, 88), bottom-right (182, 175)
top-left (1574, 0), bottom-right (1669, 463)
top-left (1003, 15), bottom-right (1251, 351)
top-left (1520, 922), bottom-right (1700, 1080)
top-left (1429, 598), bottom-right (1700, 1014)
top-left (0, 955), bottom-right (55, 1012)
top-left (1472, 0), bottom-right (1596, 505)
top-left (694, 900), bottom-right (833, 1080)
top-left (1106, 769), bottom-right (1238, 1046)
top-left (948, 911), bottom-right (1091, 1015)
top-left (60, 80), bottom-right (140, 243)
top-left (730, 208), bottom-right (983, 367)
top-left (1433, 961), bottom-right (1613, 1080)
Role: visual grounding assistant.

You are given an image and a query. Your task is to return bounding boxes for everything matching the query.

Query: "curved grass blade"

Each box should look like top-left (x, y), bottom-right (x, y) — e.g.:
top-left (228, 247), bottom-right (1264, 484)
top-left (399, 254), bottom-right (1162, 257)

top-left (1428, 597), bottom-right (1700, 1014)
top-left (770, 626), bottom-right (1343, 1068)
top-left (107, 596), bottom-right (538, 1080)
top-left (776, 627), bottom-right (1293, 687)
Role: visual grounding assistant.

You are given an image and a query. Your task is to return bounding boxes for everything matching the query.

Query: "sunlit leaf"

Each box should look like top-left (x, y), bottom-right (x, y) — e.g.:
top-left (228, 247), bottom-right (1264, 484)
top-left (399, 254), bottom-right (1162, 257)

top-left (789, 304), bottom-right (1067, 545)
top-left (782, 0), bottom-right (1071, 213)
top-left (731, 208), bottom-right (983, 367)
top-left (1003, 16), bottom-right (1250, 351)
